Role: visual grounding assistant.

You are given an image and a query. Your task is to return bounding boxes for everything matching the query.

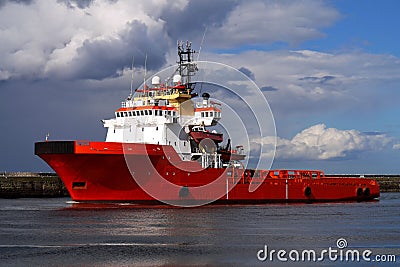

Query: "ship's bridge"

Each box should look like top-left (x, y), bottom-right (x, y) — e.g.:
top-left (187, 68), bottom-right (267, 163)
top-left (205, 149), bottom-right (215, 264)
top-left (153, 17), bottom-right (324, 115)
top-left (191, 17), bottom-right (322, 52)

top-left (193, 93), bottom-right (221, 126)
top-left (114, 106), bottom-right (179, 125)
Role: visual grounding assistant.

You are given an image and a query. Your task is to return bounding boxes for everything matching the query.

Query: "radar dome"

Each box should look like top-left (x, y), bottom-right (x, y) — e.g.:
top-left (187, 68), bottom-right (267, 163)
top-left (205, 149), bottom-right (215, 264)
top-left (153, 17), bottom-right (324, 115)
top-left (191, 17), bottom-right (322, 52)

top-left (173, 74), bottom-right (181, 84)
top-left (152, 76), bottom-right (161, 85)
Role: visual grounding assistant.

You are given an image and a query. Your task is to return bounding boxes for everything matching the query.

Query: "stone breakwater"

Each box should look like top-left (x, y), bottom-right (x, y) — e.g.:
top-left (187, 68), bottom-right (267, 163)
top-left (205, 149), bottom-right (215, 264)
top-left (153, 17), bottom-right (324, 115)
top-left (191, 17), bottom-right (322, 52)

top-left (0, 172), bottom-right (69, 198)
top-left (374, 177), bottom-right (400, 192)
top-left (0, 172), bottom-right (399, 198)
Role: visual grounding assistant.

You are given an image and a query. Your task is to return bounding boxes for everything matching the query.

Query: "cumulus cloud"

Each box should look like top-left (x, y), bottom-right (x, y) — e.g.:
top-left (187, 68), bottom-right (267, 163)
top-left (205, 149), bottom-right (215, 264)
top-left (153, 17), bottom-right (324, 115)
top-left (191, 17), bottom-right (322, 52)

top-left (0, 0), bottom-right (344, 82)
top-left (255, 124), bottom-right (392, 160)
top-left (210, 49), bottom-right (400, 120)
top-left (208, 0), bottom-right (340, 48)
top-left (0, 0), bottom-right (169, 81)
top-left (393, 143), bottom-right (400, 150)
top-left (60, 20), bottom-right (168, 80)
top-left (160, 0), bottom-right (238, 43)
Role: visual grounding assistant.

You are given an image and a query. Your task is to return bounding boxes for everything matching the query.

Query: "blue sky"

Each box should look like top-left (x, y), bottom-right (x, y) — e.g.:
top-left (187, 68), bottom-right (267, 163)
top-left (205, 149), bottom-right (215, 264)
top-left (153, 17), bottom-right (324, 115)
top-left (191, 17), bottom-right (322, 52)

top-left (0, 0), bottom-right (400, 173)
top-left (317, 0), bottom-right (400, 56)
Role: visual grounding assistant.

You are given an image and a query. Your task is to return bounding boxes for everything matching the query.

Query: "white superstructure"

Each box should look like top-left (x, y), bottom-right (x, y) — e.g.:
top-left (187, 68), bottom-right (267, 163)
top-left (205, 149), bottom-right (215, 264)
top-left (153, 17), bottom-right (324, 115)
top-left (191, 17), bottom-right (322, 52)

top-left (101, 41), bottom-right (235, 166)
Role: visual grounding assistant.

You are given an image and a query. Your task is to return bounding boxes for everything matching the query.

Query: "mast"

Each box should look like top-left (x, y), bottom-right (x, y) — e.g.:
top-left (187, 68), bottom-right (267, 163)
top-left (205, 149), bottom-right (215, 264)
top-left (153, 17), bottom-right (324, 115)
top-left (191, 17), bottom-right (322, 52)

top-left (128, 56), bottom-right (134, 100)
top-left (177, 41), bottom-right (198, 88)
top-left (143, 53), bottom-right (148, 96)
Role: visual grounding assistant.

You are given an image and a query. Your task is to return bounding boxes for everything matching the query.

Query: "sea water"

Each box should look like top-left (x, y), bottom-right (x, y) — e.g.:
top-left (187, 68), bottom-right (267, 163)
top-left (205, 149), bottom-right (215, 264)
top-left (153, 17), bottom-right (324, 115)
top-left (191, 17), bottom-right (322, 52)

top-left (0, 194), bottom-right (399, 266)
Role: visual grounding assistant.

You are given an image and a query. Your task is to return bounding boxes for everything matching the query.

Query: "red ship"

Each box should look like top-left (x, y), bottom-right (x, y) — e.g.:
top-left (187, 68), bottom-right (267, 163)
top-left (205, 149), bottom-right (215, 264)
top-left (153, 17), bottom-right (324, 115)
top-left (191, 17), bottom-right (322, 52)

top-left (35, 42), bottom-right (379, 206)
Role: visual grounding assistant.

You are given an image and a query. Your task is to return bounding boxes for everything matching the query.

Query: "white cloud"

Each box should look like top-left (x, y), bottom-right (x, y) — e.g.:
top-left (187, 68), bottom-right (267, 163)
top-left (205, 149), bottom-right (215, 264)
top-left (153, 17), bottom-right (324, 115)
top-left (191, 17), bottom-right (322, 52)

top-left (208, 49), bottom-right (400, 119)
top-left (0, 0), bottom-right (169, 80)
top-left (393, 143), bottom-right (400, 150)
top-left (0, 0), bottom-right (343, 81)
top-left (255, 124), bottom-right (392, 160)
top-left (209, 0), bottom-right (340, 48)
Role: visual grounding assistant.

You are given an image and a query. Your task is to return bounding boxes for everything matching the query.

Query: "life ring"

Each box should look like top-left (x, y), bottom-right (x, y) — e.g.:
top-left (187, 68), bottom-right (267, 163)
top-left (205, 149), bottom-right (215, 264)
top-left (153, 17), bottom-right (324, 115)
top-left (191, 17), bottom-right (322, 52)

top-left (356, 188), bottom-right (363, 197)
top-left (304, 186), bottom-right (312, 197)
top-left (363, 187), bottom-right (370, 196)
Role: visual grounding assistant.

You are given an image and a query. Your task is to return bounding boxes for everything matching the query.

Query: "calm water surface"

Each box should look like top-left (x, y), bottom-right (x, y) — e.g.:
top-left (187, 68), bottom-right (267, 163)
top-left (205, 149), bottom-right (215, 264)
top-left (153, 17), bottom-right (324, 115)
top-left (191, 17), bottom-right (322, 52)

top-left (0, 193), bottom-right (399, 266)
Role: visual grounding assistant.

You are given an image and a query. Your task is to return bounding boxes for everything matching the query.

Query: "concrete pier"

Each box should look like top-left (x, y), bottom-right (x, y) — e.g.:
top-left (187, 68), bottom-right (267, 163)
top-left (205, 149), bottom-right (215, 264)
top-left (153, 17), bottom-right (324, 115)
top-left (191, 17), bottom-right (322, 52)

top-left (0, 172), bottom-right (69, 198)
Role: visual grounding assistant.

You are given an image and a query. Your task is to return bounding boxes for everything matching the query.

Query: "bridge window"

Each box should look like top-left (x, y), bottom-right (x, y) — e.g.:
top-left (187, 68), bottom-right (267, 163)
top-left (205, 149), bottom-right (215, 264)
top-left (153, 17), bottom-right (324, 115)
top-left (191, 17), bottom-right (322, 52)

top-left (144, 110), bottom-right (148, 115)
top-left (201, 112), bottom-right (204, 117)
top-left (149, 110), bottom-right (152, 115)
top-left (116, 112), bottom-right (120, 117)
top-left (140, 110), bottom-right (144, 116)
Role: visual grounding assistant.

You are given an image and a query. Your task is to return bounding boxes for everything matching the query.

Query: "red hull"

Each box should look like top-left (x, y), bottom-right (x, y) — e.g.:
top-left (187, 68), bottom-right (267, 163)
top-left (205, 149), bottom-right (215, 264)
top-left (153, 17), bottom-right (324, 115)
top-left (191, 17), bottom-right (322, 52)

top-left (35, 141), bottom-right (380, 204)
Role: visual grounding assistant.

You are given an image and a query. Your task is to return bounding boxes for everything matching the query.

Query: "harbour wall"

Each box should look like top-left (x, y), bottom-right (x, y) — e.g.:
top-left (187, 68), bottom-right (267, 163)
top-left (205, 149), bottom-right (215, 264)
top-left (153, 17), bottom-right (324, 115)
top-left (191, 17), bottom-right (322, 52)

top-left (0, 172), bottom-right (399, 198)
top-left (0, 172), bottom-right (68, 198)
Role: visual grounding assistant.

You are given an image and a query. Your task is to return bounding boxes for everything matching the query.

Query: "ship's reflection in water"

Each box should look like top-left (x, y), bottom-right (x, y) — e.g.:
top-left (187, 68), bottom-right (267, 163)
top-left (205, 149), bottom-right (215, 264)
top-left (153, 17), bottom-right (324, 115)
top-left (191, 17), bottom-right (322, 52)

top-left (0, 194), bottom-right (399, 266)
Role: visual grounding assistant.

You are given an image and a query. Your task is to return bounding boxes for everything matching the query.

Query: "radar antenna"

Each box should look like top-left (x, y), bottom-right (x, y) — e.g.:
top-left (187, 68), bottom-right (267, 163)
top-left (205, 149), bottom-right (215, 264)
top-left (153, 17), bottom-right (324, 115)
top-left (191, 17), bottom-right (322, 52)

top-left (176, 41), bottom-right (198, 86)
